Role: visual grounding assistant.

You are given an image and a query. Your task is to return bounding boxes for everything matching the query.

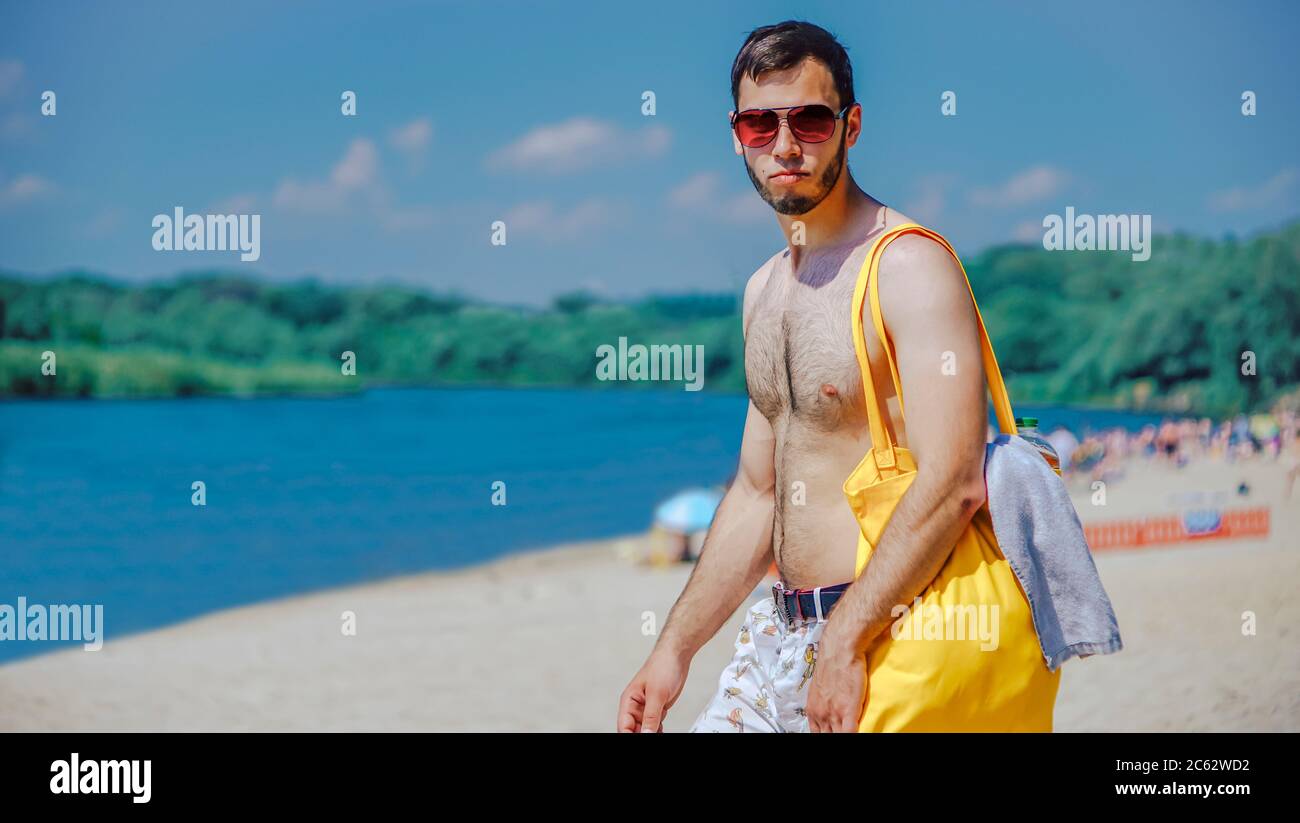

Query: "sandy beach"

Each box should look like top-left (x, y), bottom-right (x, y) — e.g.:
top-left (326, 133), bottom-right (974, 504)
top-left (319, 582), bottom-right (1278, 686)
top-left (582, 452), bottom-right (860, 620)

top-left (3, 458), bottom-right (1297, 732)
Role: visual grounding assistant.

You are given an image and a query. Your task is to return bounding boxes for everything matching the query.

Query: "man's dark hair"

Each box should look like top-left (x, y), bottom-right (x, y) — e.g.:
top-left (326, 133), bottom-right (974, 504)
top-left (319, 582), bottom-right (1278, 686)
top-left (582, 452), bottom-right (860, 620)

top-left (730, 20), bottom-right (855, 110)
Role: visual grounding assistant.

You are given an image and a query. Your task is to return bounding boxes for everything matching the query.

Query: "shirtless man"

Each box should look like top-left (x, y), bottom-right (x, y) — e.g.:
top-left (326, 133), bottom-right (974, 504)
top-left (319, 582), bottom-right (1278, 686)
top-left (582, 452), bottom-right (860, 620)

top-left (617, 21), bottom-right (993, 732)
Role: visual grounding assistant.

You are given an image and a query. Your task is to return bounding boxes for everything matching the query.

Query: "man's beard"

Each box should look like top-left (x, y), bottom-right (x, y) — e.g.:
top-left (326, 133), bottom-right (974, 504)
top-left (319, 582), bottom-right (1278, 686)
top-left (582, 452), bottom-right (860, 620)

top-left (745, 130), bottom-right (847, 216)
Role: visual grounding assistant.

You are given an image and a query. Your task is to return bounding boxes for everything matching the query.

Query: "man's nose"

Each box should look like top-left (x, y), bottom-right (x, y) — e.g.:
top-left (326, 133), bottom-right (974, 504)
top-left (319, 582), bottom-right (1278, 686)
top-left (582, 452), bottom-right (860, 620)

top-left (771, 119), bottom-right (801, 158)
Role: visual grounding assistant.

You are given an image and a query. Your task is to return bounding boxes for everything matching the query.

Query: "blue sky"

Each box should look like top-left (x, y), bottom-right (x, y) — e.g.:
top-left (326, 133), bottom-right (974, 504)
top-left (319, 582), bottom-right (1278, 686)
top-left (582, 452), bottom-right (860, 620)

top-left (0, 0), bottom-right (1296, 305)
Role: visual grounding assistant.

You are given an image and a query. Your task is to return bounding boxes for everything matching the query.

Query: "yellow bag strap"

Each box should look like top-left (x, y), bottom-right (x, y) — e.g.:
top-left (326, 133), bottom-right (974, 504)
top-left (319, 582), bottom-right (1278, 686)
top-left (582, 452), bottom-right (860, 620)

top-left (851, 223), bottom-right (1017, 469)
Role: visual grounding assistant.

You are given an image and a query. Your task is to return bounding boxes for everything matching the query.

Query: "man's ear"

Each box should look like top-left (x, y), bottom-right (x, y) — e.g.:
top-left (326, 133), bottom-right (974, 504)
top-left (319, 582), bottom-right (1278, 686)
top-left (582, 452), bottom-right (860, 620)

top-left (728, 111), bottom-right (743, 156)
top-left (845, 103), bottom-right (862, 150)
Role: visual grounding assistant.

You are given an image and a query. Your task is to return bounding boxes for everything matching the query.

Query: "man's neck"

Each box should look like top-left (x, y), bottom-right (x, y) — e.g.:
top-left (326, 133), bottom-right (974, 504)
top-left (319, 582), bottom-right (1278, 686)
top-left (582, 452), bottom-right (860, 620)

top-left (776, 176), bottom-right (881, 268)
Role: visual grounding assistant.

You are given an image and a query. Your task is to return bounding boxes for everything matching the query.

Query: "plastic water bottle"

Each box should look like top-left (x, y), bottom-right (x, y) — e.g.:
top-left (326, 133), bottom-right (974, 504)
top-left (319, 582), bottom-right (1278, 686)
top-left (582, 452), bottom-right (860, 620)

top-left (1016, 416), bottom-right (1062, 476)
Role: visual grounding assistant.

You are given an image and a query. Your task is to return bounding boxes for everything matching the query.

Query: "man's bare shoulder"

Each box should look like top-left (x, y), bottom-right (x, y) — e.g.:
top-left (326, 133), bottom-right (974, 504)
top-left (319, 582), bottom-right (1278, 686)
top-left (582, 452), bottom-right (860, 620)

top-left (878, 231), bottom-right (959, 275)
top-left (874, 228), bottom-right (971, 329)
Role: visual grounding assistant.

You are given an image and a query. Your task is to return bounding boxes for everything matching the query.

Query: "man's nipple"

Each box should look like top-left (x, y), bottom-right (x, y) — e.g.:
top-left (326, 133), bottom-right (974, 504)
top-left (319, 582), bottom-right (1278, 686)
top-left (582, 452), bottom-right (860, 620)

top-left (820, 383), bottom-right (839, 398)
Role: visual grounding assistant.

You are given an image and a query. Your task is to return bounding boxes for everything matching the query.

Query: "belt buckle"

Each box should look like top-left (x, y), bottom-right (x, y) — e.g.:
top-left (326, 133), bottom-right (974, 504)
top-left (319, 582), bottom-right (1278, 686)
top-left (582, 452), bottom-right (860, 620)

top-left (772, 583), bottom-right (791, 627)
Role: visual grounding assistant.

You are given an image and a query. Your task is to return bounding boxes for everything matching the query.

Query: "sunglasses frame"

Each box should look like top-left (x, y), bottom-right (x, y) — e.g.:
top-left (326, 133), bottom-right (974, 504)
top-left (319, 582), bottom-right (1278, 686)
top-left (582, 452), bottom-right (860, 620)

top-left (730, 103), bottom-right (853, 148)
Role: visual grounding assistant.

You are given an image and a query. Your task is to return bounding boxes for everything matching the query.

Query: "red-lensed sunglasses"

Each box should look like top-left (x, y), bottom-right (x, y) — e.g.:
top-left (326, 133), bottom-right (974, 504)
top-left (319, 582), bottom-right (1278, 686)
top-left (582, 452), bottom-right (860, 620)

top-left (731, 103), bottom-right (851, 148)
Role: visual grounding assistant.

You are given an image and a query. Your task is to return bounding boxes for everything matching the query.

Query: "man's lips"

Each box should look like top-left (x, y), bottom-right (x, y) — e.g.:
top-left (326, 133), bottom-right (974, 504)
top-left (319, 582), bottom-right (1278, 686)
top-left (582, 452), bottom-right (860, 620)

top-left (768, 170), bottom-right (808, 185)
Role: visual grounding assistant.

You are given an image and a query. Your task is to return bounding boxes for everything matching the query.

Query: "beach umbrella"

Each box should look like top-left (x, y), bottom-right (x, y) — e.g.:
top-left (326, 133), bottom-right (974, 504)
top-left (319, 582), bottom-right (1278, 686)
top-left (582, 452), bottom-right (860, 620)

top-left (653, 488), bottom-right (723, 533)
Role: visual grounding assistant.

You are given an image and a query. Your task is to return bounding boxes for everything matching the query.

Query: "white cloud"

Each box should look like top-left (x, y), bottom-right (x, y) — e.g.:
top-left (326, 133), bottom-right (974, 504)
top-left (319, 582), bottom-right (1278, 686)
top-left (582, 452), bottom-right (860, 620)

top-left (273, 178), bottom-right (345, 214)
top-left (503, 198), bottom-right (618, 239)
top-left (667, 171), bottom-right (722, 209)
top-left (274, 138), bottom-right (379, 214)
top-left (85, 207), bottom-right (125, 238)
top-left (487, 117), bottom-right (671, 173)
top-left (666, 171), bottom-right (768, 224)
top-left (1012, 219), bottom-right (1043, 243)
top-left (969, 165), bottom-right (1069, 208)
top-left (268, 138), bottom-right (438, 232)
top-left (1207, 167), bottom-right (1298, 213)
top-left (0, 172), bottom-right (54, 207)
top-left (389, 116), bottom-right (433, 168)
top-left (721, 192), bottom-right (770, 224)
top-left (902, 173), bottom-right (956, 223)
top-left (0, 59), bottom-right (23, 99)
top-left (330, 138), bottom-right (379, 189)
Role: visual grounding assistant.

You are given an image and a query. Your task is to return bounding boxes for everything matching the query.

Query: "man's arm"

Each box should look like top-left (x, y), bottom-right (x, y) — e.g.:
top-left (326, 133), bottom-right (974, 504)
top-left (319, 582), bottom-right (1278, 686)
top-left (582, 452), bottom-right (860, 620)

top-left (616, 265), bottom-right (778, 732)
top-left (655, 399), bottom-right (777, 659)
top-left (807, 235), bottom-right (990, 732)
top-left (656, 262), bottom-right (779, 658)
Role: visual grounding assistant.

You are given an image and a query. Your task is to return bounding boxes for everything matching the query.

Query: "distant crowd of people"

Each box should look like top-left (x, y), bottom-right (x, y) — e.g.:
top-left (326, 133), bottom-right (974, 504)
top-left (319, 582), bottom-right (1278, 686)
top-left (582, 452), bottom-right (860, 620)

top-left (1032, 405), bottom-right (1300, 495)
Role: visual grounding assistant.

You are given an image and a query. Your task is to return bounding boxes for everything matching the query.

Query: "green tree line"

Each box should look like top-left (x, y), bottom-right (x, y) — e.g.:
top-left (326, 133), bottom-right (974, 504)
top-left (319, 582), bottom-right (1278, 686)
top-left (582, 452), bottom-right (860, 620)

top-left (2, 221), bottom-right (1297, 416)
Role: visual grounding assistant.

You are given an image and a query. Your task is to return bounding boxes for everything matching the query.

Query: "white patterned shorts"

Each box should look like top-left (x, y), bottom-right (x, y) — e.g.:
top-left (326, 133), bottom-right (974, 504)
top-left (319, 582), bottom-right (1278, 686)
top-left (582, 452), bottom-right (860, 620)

top-left (689, 595), bottom-right (827, 733)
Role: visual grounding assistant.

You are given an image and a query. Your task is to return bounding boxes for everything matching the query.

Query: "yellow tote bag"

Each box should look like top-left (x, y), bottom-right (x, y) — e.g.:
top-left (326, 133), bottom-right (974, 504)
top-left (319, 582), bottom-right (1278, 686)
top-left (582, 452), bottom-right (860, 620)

top-left (843, 224), bottom-right (1061, 732)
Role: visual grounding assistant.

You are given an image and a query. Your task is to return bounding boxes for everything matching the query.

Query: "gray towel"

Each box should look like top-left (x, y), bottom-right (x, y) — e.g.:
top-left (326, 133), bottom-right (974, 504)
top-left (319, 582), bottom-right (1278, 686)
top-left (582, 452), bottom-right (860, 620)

top-left (985, 434), bottom-right (1123, 671)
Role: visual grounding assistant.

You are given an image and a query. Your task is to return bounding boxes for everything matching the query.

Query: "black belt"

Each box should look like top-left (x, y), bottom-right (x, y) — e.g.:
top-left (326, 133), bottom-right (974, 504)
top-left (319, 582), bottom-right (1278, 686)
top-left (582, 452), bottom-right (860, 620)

top-left (772, 582), bottom-right (851, 627)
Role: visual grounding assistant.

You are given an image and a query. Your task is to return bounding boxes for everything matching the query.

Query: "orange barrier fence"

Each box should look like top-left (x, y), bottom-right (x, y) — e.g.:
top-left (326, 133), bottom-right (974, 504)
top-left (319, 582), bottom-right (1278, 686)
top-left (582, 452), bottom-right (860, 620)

top-left (760, 507), bottom-right (1271, 577)
top-left (1084, 506), bottom-right (1270, 551)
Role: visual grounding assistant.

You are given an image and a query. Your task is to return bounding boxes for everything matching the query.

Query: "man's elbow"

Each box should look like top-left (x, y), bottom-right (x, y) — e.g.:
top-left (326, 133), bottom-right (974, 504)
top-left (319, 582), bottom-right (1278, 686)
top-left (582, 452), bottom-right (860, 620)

top-left (952, 471), bottom-right (987, 519)
top-left (916, 459), bottom-right (986, 519)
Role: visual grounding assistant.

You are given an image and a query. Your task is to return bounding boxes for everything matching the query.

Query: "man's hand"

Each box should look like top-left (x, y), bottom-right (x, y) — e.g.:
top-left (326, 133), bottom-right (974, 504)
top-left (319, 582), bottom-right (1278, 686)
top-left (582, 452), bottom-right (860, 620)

top-left (617, 649), bottom-right (689, 733)
top-left (804, 630), bottom-right (869, 732)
